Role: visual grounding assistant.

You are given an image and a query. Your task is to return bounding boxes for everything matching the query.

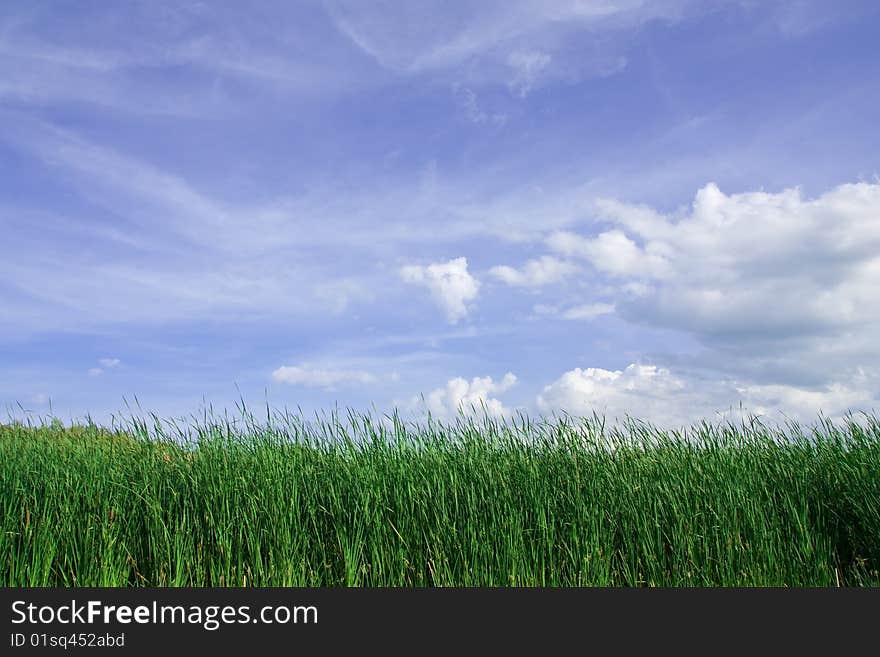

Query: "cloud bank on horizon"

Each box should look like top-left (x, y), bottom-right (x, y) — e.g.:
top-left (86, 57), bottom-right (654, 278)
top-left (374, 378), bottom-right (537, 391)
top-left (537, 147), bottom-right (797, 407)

top-left (1, 0), bottom-right (879, 427)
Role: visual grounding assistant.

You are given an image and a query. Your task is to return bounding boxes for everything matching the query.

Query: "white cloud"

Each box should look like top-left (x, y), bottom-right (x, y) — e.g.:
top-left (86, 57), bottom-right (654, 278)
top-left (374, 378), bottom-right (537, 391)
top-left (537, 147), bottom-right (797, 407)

top-left (87, 357), bottom-right (121, 377)
top-left (400, 257), bottom-right (480, 323)
top-left (560, 303), bottom-right (616, 320)
top-left (537, 365), bottom-right (693, 426)
top-left (407, 372), bottom-right (518, 418)
top-left (546, 228), bottom-right (671, 278)
top-left (733, 376), bottom-right (876, 421)
top-left (489, 255), bottom-right (577, 288)
top-left (533, 302), bottom-right (615, 320)
top-left (271, 365), bottom-right (377, 390)
top-left (591, 182), bottom-right (880, 330)
top-left (537, 363), bottom-right (876, 427)
top-left (546, 180), bottom-right (880, 389)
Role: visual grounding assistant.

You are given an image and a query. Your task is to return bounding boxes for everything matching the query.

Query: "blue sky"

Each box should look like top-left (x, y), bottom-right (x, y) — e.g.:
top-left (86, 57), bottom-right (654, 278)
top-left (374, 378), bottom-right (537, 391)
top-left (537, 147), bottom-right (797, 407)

top-left (2, 0), bottom-right (880, 427)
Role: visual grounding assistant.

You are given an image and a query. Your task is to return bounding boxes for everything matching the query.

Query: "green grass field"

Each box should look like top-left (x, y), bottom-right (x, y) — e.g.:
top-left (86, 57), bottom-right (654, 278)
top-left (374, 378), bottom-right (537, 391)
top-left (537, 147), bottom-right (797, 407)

top-left (2, 408), bottom-right (879, 586)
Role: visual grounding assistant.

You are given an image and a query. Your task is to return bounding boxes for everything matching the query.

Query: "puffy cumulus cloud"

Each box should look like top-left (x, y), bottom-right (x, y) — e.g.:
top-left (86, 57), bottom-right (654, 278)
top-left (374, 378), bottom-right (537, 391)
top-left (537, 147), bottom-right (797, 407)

top-left (272, 365), bottom-right (376, 390)
top-left (537, 365), bottom-right (702, 427)
top-left (545, 181), bottom-right (880, 390)
top-left (400, 257), bottom-right (480, 323)
top-left (489, 255), bottom-right (578, 288)
top-left (537, 363), bottom-right (878, 428)
top-left (408, 372), bottom-right (518, 418)
top-left (591, 182), bottom-right (880, 334)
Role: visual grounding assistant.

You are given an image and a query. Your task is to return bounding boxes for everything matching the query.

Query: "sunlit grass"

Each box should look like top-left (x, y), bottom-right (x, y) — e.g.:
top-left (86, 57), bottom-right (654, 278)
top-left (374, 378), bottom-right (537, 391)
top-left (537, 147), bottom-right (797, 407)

top-left (2, 407), bottom-right (878, 586)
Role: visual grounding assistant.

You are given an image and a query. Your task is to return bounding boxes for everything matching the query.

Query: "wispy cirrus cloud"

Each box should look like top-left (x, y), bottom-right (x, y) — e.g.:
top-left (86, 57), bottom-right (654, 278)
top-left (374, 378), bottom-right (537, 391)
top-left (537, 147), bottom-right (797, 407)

top-left (272, 365), bottom-right (377, 390)
top-left (0, 3), bottom-right (373, 115)
top-left (323, 0), bottom-right (719, 105)
top-left (533, 303), bottom-right (615, 321)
